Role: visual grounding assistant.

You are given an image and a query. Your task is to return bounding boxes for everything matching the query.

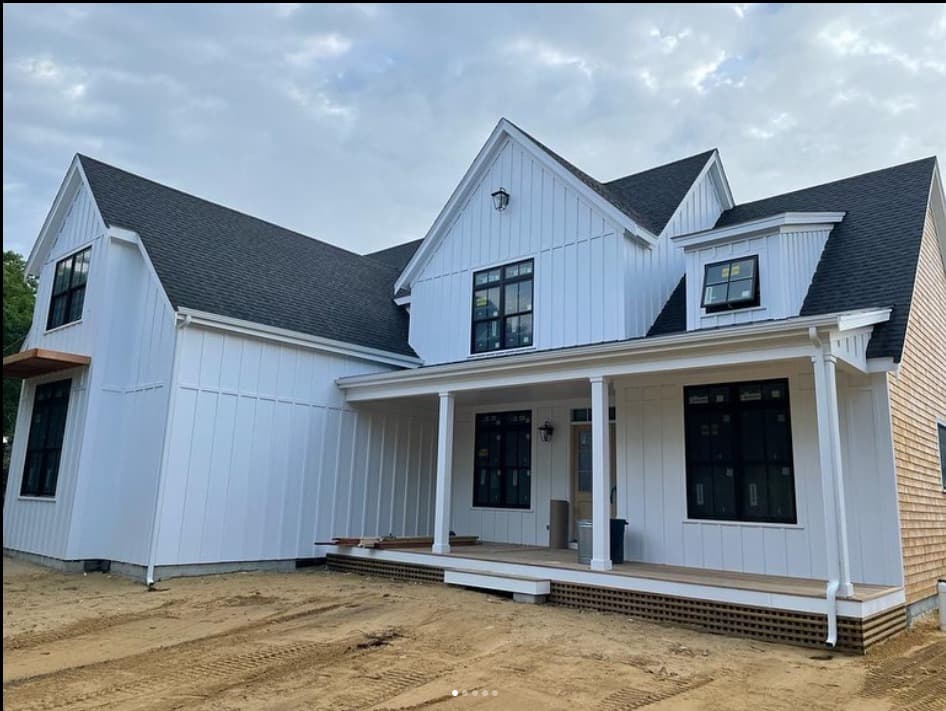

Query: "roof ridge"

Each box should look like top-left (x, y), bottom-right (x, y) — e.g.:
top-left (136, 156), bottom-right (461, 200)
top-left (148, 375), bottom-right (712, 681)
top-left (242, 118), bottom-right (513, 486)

top-left (729, 156), bottom-right (936, 211)
top-left (76, 153), bottom-right (383, 268)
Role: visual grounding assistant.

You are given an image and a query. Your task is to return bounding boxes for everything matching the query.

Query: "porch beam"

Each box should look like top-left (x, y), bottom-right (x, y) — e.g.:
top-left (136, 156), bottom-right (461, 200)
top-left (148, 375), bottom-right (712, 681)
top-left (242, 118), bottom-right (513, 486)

top-left (590, 376), bottom-right (612, 571)
top-left (432, 392), bottom-right (455, 554)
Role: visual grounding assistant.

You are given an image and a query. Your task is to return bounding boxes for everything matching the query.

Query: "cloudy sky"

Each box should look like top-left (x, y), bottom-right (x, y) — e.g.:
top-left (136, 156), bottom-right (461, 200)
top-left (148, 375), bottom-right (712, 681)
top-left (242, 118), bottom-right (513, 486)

top-left (3, 3), bottom-right (945, 258)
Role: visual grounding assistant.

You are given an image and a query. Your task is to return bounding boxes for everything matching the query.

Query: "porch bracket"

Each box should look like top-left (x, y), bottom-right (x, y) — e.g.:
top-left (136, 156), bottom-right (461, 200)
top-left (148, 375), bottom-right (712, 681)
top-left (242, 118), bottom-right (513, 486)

top-left (432, 391), bottom-right (455, 555)
top-left (589, 376), bottom-right (613, 572)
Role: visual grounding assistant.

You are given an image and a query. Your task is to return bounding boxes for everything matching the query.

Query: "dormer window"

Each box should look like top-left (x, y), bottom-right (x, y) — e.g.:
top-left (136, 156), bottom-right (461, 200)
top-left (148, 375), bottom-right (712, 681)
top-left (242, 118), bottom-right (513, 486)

top-left (701, 256), bottom-right (759, 313)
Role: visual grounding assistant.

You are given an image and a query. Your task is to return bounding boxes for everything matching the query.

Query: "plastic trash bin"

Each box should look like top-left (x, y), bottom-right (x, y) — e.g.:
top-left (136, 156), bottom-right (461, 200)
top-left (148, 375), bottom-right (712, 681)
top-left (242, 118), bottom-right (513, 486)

top-left (577, 519), bottom-right (592, 564)
top-left (610, 518), bottom-right (628, 564)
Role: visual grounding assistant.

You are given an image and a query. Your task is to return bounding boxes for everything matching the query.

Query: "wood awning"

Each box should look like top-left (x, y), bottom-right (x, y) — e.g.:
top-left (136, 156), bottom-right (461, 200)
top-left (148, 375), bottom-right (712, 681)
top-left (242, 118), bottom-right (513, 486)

top-left (2, 348), bottom-right (91, 379)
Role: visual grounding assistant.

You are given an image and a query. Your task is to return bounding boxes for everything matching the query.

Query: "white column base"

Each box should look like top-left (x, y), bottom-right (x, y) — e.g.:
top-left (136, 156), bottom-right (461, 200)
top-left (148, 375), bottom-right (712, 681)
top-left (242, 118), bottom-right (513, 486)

top-left (431, 543), bottom-right (451, 555)
top-left (838, 582), bottom-right (854, 598)
top-left (590, 558), bottom-right (612, 572)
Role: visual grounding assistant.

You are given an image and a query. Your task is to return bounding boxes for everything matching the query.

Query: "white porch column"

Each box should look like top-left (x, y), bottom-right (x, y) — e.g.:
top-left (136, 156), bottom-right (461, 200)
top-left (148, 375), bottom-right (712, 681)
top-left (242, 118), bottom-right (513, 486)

top-left (432, 392), bottom-right (455, 555)
top-left (590, 376), bottom-right (612, 571)
top-left (811, 352), bottom-right (853, 597)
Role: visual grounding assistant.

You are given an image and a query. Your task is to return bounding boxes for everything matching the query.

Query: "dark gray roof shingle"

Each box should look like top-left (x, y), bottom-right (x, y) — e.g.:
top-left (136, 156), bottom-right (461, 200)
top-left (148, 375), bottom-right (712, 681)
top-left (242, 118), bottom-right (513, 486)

top-left (717, 157), bottom-right (936, 360)
top-left (78, 155), bottom-right (416, 357)
top-left (365, 238), bottom-right (423, 272)
top-left (647, 276), bottom-right (687, 337)
top-left (509, 120), bottom-right (714, 235)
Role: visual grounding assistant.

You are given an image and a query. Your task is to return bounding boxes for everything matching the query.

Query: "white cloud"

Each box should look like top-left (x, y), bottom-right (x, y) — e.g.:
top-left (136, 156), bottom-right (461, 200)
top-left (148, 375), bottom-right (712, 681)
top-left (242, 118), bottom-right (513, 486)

top-left (285, 83), bottom-right (354, 120)
top-left (687, 50), bottom-right (727, 92)
top-left (275, 3), bottom-right (302, 18)
top-left (285, 33), bottom-right (352, 66)
top-left (505, 37), bottom-right (596, 77)
top-left (649, 26), bottom-right (692, 53)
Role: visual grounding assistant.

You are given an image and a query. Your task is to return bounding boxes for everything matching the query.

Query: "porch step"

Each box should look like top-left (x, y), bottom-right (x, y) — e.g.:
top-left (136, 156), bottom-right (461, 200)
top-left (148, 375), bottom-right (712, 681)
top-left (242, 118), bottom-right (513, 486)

top-left (444, 569), bottom-right (550, 603)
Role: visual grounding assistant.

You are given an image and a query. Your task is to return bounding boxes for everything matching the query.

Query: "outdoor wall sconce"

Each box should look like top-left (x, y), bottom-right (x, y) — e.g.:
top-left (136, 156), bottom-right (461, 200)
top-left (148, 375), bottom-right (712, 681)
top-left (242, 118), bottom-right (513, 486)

top-left (491, 187), bottom-right (510, 211)
top-left (538, 420), bottom-right (555, 442)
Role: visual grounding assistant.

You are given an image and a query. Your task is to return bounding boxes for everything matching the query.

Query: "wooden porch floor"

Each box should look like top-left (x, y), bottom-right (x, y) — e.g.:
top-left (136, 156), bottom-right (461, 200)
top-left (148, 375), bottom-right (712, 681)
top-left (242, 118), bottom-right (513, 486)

top-left (391, 542), bottom-right (900, 602)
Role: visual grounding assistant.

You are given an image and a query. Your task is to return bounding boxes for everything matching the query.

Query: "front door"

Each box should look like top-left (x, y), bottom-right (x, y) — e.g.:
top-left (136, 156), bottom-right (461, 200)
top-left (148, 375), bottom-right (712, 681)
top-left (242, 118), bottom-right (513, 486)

top-left (571, 424), bottom-right (617, 539)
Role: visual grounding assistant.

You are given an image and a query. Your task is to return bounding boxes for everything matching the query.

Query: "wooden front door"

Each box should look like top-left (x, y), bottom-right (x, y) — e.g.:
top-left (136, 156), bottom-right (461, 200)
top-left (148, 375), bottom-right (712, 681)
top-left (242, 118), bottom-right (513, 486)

top-left (571, 424), bottom-right (617, 539)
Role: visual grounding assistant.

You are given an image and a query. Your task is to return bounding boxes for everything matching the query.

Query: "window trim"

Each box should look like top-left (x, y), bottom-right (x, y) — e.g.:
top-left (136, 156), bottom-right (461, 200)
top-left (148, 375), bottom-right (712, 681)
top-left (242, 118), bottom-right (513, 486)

top-left (46, 245), bottom-right (92, 332)
top-left (937, 419), bottom-right (946, 493)
top-left (472, 409), bottom-right (534, 510)
top-left (19, 378), bottom-right (72, 499)
top-left (470, 259), bottom-right (534, 354)
top-left (683, 378), bottom-right (798, 525)
top-left (700, 255), bottom-right (760, 313)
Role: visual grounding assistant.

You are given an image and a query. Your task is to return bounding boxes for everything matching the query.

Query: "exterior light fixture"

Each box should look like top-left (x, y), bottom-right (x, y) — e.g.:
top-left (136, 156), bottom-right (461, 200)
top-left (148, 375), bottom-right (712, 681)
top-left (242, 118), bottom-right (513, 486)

top-left (491, 187), bottom-right (510, 211)
top-left (538, 420), bottom-right (555, 442)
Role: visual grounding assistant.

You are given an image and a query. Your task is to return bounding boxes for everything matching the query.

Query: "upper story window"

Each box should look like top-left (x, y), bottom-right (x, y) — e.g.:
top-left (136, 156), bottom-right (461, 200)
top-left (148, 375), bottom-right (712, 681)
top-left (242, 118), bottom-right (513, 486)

top-left (21, 379), bottom-right (72, 498)
top-left (47, 247), bottom-right (91, 330)
top-left (471, 259), bottom-right (533, 353)
top-left (701, 256), bottom-right (759, 313)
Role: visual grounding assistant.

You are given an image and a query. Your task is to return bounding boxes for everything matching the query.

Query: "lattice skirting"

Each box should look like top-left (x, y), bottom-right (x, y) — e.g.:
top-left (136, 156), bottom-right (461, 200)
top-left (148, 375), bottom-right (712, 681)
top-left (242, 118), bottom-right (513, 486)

top-left (325, 555), bottom-right (905, 653)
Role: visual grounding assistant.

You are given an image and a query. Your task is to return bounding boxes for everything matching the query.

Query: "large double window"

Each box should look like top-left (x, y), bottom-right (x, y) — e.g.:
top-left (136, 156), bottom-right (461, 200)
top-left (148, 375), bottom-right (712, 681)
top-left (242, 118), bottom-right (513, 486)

top-left (684, 379), bottom-right (797, 524)
top-left (473, 411), bottom-right (532, 509)
top-left (21, 379), bottom-right (72, 498)
top-left (471, 259), bottom-right (533, 353)
top-left (47, 247), bottom-right (91, 330)
top-left (701, 256), bottom-right (759, 313)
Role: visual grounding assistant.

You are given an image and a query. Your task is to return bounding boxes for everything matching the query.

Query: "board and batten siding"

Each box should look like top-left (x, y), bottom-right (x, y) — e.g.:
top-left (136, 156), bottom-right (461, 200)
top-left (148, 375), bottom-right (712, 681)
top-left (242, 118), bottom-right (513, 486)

top-left (408, 137), bottom-right (627, 365)
top-left (625, 168), bottom-right (723, 342)
top-left (684, 227), bottom-right (830, 331)
top-left (3, 181), bottom-right (106, 560)
top-left (66, 237), bottom-right (177, 565)
top-left (152, 326), bottom-right (438, 566)
top-left (888, 207), bottom-right (946, 604)
top-left (615, 362), bottom-right (903, 586)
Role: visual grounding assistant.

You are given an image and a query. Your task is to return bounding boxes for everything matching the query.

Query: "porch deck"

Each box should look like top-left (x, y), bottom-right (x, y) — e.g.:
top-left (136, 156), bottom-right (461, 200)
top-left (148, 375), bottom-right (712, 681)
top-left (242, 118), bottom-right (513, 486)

top-left (403, 542), bottom-right (899, 603)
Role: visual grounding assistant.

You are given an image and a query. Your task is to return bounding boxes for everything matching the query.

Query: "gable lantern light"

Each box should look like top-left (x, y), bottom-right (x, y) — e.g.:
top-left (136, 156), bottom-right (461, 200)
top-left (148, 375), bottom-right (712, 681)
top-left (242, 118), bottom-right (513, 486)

top-left (538, 420), bottom-right (555, 442)
top-left (491, 187), bottom-right (510, 212)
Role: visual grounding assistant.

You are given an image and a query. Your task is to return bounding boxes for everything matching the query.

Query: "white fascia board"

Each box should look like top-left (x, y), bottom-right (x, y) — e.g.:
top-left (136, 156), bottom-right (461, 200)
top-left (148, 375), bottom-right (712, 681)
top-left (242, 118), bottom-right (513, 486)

top-left (927, 161), bottom-right (946, 270)
top-left (106, 226), bottom-right (176, 317)
top-left (671, 211), bottom-right (847, 250)
top-left (394, 119), bottom-right (656, 294)
top-left (393, 294), bottom-right (411, 307)
top-left (175, 307), bottom-right (422, 369)
top-left (710, 151), bottom-right (736, 210)
top-left (836, 308), bottom-right (892, 331)
top-left (25, 157), bottom-right (108, 277)
top-left (337, 310), bottom-right (888, 400)
top-left (658, 151), bottom-right (719, 237)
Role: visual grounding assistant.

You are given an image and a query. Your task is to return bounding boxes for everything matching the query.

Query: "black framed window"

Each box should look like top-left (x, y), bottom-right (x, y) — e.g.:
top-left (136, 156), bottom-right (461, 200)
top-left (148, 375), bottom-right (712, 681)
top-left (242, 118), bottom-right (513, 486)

top-left (684, 379), bottom-right (796, 524)
top-left (938, 423), bottom-right (946, 491)
top-left (21, 379), bottom-right (72, 498)
top-left (473, 411), bottom-right (531, 508)
top-left (570, 407), bottom-right (616, 422)
top-left (47, 247), bottom-right (91, 330)
top-left (701, 255), bottom-right (759, 313)
top-left (471, 259), bottom-right (533, 353)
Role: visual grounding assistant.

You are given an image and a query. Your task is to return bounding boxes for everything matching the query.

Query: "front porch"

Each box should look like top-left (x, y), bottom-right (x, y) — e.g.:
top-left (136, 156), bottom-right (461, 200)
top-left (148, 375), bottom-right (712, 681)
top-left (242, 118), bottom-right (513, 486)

top-left (326, 542), bottom-right (906, 653)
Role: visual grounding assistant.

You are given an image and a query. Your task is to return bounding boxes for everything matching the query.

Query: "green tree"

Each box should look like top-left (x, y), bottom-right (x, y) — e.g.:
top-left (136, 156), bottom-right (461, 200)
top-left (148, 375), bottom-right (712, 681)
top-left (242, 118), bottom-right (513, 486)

top-left (4, 250), bottom-right (37, 439)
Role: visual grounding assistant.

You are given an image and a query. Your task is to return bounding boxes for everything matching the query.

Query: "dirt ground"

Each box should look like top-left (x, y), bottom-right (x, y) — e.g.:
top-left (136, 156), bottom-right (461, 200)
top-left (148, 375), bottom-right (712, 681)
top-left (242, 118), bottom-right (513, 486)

top-left (3, 557), bottom-right (944, 711)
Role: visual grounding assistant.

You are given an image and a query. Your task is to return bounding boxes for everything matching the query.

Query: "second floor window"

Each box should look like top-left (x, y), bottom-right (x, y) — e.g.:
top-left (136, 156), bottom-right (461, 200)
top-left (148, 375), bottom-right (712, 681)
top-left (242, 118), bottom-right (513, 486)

top-left (701, 255), bottom-right (759, 313)
top-left (47, 247), bottom-right (91, 330)
top-left (471, 259), bottom-right (533, 353)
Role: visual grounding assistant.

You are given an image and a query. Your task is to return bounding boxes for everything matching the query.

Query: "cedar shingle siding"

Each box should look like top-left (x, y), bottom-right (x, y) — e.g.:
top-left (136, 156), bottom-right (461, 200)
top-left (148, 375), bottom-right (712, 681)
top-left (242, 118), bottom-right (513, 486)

top-left (888, 207), bottom-right (946, 605)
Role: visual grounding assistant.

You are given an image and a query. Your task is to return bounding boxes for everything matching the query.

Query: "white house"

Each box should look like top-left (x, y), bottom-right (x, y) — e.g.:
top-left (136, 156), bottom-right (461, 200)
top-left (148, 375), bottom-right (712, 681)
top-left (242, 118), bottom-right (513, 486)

top-left (4, 119), bottom-right (945, 652)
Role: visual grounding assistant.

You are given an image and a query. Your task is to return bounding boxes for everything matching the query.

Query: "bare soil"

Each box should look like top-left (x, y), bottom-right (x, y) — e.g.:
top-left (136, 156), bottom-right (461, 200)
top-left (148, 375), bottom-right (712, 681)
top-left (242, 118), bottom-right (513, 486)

top-left (3, 556), bottom-right (944, 710)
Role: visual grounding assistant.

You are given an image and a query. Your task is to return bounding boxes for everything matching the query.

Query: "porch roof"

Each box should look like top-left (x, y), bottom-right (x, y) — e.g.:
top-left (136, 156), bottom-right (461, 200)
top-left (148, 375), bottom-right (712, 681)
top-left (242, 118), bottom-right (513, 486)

top-left (2, 348), bottom-right (91, 379)
top-left (337, 309), bottom-right (891, 402)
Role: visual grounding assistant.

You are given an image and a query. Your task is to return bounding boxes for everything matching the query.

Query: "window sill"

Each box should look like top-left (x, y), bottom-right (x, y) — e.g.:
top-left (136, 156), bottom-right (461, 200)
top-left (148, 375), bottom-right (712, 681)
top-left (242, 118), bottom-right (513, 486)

top-left (701, 305), bottom-right (767, 317)
top-left (683, 518), bottom-right (803, 530)
top-left (468, 346), bottom-right (537, 360)
top-left (17, 495), bottom-right (57, 503)
top-left (471, 506), bottom-right (534, 513)
top-left (44, 319), bottom-right (83, 335)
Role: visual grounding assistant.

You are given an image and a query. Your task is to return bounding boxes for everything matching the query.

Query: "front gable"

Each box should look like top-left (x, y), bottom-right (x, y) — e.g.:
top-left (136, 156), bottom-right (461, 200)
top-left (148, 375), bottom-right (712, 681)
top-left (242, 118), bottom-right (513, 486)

top-left (395, 119), bottom-right (657, 297)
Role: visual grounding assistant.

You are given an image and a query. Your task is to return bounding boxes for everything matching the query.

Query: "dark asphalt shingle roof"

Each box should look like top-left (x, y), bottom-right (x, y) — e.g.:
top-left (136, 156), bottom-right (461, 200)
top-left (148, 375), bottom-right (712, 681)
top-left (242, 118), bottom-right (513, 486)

top-left (365, 238), bottom-right (423, 271)
top-left (647, 157), bottom-right (937, 360)
top-left (78, 155), bottom-right (416, 357)
top-left (509, 120), bottom-right (714, 235)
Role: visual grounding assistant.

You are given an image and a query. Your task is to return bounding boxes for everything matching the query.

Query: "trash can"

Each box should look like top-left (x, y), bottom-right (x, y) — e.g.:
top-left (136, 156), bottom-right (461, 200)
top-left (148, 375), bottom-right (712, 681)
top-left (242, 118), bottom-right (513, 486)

top-left (610, 518), bottom-right (628, 564)
top-left (938, 579), bottom-right (946, 632)
top-left (577, 519), bottom-right (592, 564)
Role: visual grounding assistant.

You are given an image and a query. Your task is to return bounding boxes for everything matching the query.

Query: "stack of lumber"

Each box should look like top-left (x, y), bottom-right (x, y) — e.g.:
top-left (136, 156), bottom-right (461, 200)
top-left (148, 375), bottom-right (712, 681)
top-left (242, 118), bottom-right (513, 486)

top-left (317, 535), bottom-right (479, 549)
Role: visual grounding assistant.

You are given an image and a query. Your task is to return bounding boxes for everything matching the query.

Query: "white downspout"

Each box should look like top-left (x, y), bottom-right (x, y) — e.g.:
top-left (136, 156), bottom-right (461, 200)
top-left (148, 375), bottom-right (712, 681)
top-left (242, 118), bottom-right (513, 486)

top-left (809, 327), bottom-right (840, 647)
top-left (145, 312), bottom-right (191, 587)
